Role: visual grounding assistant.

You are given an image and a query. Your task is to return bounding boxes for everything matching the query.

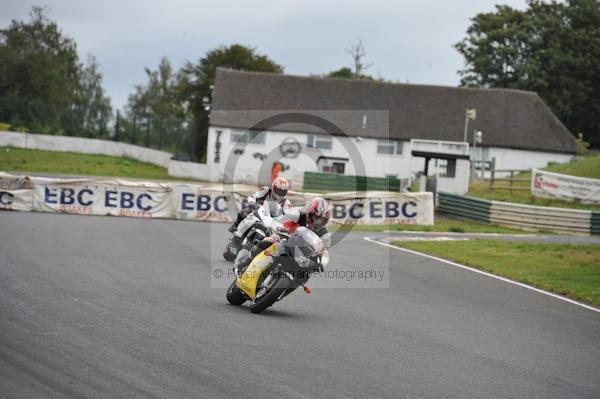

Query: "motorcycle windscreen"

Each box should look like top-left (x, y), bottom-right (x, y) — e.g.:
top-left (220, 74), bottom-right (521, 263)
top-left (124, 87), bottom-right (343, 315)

top-left (288, 227), bottom-right (325, 258)
top-left (236, 243), bottom-right (277, 299)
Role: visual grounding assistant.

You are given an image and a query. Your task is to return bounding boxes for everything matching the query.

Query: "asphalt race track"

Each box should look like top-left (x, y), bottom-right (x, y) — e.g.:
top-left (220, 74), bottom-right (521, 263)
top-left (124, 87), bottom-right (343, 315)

top-left (1, 212), bottom-right (599, 398)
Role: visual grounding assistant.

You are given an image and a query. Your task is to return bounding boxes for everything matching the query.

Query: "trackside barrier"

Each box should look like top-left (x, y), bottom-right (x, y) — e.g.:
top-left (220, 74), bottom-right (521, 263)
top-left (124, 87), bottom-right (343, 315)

top-left (0, 131), bottom-right (172, 167)
top-left (490, 202), bottom-right (591, 235)
top-left (437, 192), bottom-right (491, 223)
top-left (438, 191), bottom-right (597, 235)
top-left (0, 173), bottom-right (434, 225)
top-left (592, 212), bottom-right (600, 235)
top-left (303, 171), bottom-right (403, 192)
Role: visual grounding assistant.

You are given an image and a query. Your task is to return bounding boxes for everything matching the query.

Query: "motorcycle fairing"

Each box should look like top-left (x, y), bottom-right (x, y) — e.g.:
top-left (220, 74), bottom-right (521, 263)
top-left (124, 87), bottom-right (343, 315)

top-left (236, 243), bottom-right (278, 299)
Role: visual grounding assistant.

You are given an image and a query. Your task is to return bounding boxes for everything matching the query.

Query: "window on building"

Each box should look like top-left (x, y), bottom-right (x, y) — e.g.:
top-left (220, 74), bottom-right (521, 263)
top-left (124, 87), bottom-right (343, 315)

top-left (307, 134), bottom-right (333, 150)
top-left (377, 140), bottom-right (403, 155)
top-left (473, 160), bottom-right (492, 171)
top-left (230, 129), bottom-right (265, 144)
top-left (439, 159), bottom-right (456, 178)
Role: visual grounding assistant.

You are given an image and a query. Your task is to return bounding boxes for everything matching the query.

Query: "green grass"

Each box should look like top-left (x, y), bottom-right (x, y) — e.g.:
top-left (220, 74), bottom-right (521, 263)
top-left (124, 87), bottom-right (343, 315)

top-left (330, 213), bottom-right (526, 234)
top-left (468, 155), bottom-right (600, 211)
top-left (546, 156), bottom-right (600, 179)
top-left (392, 240), bottom-right (600, 306)
top-left (0, 146), bottom-right (176, 181)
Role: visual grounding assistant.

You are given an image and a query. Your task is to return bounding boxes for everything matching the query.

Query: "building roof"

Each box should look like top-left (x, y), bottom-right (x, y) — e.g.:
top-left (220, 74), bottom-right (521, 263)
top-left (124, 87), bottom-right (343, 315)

top-left (211, 68), bottom-right (576, 154)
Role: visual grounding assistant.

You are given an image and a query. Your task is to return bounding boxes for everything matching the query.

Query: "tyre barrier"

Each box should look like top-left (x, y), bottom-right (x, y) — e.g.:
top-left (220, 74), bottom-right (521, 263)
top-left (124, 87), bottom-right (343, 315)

top-left (438, 192), bottom-right (598, 235)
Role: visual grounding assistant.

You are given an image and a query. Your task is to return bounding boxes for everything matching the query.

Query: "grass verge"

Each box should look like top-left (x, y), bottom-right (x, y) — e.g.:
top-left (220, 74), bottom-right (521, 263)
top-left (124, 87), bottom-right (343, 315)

top-left (1, 147), bottom-right (178, 181)
top-left (331, 214), bottom-right (527, 234)
top-left (468, 155), bottom-right (600, 211)
top-left (391, 239), bottom-right (600, 307)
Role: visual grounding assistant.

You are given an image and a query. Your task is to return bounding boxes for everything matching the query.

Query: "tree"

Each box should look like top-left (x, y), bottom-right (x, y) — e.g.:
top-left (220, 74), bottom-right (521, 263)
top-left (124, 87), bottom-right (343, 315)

top-left (67, 54), bottom-right (112, 138)
top-left (455, 0), bottom-right (600, 148)
top-left (326, 67), bottom-right (355, 79)
top-left (0, 7), bottom-right (112, 138)
top-left (324, 40), bottom-right (374, 80)
top-left (347, 39), bottom-right (373, 79)
top-left (182, 44), bottom-right (284, 162)
top-left (0, 6), bottom-right (80, 134)
top-left (124, 57), bottom-right (184, 148)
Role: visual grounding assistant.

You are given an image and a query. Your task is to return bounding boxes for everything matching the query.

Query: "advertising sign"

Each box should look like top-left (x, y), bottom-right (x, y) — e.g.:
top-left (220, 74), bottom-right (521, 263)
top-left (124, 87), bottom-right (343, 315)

top-left (33, 180), bottom-right (173, 218)
top-left (0, 189), bottom-right (33, 212)
top-left (531, 169), bottom-right (600, 204)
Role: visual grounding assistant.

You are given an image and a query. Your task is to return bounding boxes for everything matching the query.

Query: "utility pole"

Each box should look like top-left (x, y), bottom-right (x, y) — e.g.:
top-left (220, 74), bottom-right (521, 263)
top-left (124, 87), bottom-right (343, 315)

top-left (114, 110), bottom-right (120, 142)
top-left (145, 118), bottom-right (151, 147)
top-left (463, 108), bottom-right (476, 142)
top-left (158, 117), bottom-right (164, 150)
top-left (131, 112), bottom-right (137, 145)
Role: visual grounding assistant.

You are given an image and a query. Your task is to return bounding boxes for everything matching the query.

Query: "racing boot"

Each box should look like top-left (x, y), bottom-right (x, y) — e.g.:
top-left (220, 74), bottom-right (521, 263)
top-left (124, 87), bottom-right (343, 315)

top-left (229, 209), bottom-right (249, 233)
top-left (231, 234), bottom-right (243, 248)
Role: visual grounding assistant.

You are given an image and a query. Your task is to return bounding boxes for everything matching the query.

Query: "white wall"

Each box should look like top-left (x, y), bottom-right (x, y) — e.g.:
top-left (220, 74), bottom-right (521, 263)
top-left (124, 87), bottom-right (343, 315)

top-left (206, 126), bottom-right (412, 185)
top-left (437, 159), bottom-right (471, 194)
top-left (466, 146), bottom-right (574, 179)
top-left (486, 147), bottom-right (573, 175)
top-left (207, 126), bottom-right (575, 190)
top-left (0, 131), bottom-right (172, 167)
top-left (168, 160), bottom-right (219, 181)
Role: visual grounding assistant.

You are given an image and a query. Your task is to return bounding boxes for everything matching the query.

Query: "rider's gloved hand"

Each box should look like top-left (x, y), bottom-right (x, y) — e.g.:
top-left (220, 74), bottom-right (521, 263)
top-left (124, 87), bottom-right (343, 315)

top-left (310, 257), bottom-right (324, 273)
top-left (276, 227), bottom-right (290, 237)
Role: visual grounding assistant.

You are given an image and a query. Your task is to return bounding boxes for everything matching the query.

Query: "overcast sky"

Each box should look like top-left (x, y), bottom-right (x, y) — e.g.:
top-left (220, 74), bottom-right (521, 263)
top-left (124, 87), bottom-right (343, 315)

top-left (1, 0), bottom-right (528, 111)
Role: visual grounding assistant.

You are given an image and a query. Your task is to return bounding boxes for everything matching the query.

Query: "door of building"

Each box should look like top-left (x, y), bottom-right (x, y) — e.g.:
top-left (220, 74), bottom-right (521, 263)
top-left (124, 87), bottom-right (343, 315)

top-left (331, 162), bottom-right (345, 174)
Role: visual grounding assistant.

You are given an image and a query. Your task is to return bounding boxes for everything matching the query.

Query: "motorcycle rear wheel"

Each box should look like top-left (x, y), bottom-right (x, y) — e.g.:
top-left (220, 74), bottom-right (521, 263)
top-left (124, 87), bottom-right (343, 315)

top-left (226, 279), bottom-right (247, 305)
top-left (249, 277), bottom-right (289, 314)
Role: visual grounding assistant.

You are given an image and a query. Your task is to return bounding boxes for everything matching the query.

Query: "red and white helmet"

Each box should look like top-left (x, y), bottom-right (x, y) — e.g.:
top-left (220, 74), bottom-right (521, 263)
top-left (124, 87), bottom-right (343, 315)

top-left (271, 176), bottom-right (289, 201)
top-left (307, 197), bottom-right (331, 230)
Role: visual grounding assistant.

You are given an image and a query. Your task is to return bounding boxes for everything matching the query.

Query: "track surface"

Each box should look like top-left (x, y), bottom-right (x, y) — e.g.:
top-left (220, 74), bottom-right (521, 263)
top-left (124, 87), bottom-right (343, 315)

top-left (1, 212), bottom-right (599, 398)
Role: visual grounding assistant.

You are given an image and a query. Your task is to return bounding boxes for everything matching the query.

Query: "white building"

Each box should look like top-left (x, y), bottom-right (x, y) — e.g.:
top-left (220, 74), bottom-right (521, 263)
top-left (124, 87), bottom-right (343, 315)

top-left (204, 68), bottom-right (575, 193)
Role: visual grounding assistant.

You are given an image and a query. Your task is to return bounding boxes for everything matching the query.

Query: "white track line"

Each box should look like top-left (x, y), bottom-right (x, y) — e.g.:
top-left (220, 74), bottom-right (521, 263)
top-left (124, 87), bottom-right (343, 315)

top-left (380, 230), bottom-right (537, 237)
top-left (363, 236), bottom-right (600, 314)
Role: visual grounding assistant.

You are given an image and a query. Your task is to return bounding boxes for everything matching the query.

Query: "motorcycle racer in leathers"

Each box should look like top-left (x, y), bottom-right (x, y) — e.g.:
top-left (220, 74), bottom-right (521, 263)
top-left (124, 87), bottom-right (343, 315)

top-left (235, 197), bottom-right (332, 276)
top-left (228, 176), bottom-right (291, 247)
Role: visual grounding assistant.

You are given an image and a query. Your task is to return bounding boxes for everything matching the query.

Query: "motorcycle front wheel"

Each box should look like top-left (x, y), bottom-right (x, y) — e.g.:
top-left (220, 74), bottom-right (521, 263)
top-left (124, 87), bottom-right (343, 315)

top-left (223, 241), bottom-right (237, 261)
top-left (226, 279), bottom-right (247, 305)
top-left (249, 277), bottom-right (290, 314)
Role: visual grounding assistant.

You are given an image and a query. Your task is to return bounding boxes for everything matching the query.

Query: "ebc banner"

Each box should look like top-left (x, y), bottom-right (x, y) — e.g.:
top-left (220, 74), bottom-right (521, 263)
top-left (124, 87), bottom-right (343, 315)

top-left (0, 189), bottom-right (33, 212)
top-left (33, 181), bottom-right (172, 218)
top-left (326, 192), bottom-right (434, 225)
top-left (172, 186), bottom-right (250, 222)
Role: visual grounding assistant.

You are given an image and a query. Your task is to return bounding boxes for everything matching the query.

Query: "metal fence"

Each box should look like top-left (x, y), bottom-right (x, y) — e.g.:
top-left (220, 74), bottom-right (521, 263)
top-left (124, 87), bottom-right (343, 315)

top-left (113, 112), bottom-right (198, 162)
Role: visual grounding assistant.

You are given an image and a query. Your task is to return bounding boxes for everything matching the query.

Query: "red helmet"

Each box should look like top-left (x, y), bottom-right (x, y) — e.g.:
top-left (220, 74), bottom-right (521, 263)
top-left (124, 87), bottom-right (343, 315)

top-left (307, 197), bottom-right (331, 230)
top-left (271, 176), bottom-right (289, 201)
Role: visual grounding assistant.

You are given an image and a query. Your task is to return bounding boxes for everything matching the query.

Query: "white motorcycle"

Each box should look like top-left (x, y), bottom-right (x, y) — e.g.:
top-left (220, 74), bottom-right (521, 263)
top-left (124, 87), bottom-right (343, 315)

top-left (223, 201), bottom-right (284, 262)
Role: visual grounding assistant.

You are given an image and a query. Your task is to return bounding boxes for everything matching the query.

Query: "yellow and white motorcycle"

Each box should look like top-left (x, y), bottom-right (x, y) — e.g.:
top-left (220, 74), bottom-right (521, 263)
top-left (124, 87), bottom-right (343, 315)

top-left (226, 227), bottom-right (329, 314)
